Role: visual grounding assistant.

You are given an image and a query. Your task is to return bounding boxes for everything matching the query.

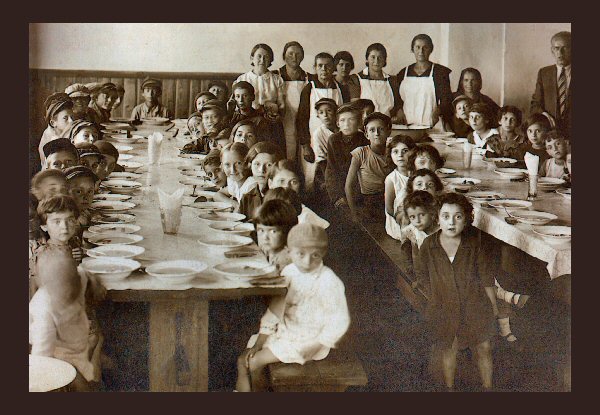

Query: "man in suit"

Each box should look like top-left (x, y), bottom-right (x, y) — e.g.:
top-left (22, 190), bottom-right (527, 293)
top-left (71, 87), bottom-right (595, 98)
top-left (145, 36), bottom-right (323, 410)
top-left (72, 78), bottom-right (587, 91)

top-left (530, 31), bottom-right (571, 140)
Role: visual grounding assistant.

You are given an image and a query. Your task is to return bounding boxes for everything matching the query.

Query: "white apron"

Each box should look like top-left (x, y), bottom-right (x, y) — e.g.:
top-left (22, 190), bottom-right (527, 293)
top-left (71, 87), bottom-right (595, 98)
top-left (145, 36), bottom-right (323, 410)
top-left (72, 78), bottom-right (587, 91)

top-left (282, 75), bottom-right (308, 161)
top-left (399, 63), bottom-right (438, 127)
top-left (358, 68), bottom-right (395, 117)
top-left (303, 81), bottom-right (344, 193)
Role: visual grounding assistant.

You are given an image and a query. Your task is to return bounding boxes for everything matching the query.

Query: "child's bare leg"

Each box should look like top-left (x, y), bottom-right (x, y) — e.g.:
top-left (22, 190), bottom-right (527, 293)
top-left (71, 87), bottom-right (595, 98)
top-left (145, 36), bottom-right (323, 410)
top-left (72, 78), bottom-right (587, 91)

top-left (473, 340), bottom-right (493, 390)
top-left (236, 349), bottom-right (253, 392)
top-left (246, 348), bottom-right (280, 392)
top-left (440, 337), bottom-right (459, 390)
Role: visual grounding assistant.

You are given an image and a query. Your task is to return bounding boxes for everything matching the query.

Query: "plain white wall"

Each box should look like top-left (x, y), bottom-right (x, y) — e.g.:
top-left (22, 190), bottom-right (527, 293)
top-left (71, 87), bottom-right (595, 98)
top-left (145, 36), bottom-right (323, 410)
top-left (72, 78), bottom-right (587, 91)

top-left (29, 23), bottom-right (442, 76)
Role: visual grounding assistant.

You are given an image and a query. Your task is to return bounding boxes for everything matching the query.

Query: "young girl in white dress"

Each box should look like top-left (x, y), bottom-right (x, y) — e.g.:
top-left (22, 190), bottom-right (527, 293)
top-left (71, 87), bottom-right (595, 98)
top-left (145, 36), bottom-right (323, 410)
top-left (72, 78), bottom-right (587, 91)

top-left (384, 135), bottom-right (417, 240)
top-left (235, 223), bottom-right (350, 392)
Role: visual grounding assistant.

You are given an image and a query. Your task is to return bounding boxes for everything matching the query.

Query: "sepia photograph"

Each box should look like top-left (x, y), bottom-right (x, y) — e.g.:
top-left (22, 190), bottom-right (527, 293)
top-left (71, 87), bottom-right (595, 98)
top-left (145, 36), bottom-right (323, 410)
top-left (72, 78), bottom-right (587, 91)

top-left (28, 22), bottom-right (571, 392)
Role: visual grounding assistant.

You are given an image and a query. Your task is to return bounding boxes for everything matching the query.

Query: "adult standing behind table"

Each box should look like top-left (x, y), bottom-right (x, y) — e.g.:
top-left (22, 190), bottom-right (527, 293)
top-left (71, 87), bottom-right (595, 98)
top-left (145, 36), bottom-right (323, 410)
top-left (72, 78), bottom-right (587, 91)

top-left (530, 31), bottom-right (572, 140)
top-left (396, 34), bottom-right (453, 128)
top-left (348, 43), bottom-right (401, 118)
top-left (235, 43), bottom-right (285, 116)
top-left (273, 41), bottom-right (310, 161)
top-left (86, 82), bottom-right (118, 124)
top-left (450, 68), bottom-right (500, 129)
top-left (334, 51), bottom-right (355, 87)
top-left (131, 77), bottom-right (172, 121)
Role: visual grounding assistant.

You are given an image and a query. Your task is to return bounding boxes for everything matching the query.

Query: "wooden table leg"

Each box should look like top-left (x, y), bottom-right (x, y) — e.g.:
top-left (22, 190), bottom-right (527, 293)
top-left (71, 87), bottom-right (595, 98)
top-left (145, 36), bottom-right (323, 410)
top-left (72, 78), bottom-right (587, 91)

top-left (149, 298), bottom-right (209, 392)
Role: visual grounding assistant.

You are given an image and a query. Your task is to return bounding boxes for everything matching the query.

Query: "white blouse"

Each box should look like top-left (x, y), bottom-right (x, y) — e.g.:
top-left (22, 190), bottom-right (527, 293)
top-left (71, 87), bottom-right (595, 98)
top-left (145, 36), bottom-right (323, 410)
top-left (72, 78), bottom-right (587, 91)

top-left (472, 128), bottom-right (499, 148)
top-left (227, 176), bottom-right (257, 202)
top-left (235, 71), bottom-right (285, 112)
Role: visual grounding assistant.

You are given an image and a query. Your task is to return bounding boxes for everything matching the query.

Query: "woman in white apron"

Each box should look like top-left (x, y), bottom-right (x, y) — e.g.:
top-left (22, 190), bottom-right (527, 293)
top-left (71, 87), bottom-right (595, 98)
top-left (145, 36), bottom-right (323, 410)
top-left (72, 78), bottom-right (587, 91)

top-left (274, 42), bottom-right (310, 161)
top-left (396, 34), bottom-right (453, 129)
top-left (348, 43), bottom-right (401, 118)
top-left (295, 53), bottom-right (347, 193)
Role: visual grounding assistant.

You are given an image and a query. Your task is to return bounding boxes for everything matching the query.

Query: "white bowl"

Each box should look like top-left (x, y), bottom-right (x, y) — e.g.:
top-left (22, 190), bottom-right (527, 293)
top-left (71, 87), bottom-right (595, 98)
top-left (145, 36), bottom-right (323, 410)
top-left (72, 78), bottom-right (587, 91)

top-left (510, 210), bottom-right (558, 226)
top-left (101, 179), bottom-right (142, 194)
top-left (86, 244), bottom-right (145, 259)
top-left (91, 213), bottom-right (136, 224)
top-left (178, 153), bottom-right (206, 165)
top-left (488, 199), bottom-right (533, 213)
top-left (88, 223), bottom-right (141, 234)
top-left (444, 177), bottom-right (482, 192)
top-left (91, 200), bottom-right (136, 213)
top-left (108, 172), bottom-right (141, 181)
top-left (101, 122), bottom-right (131, 130)
top-left (556, 188), bottom-right (571, 200)
top-left (213, 258), bottom-right (275, 279)
top-left (120, 161), bottom-right (144, 173)
top-left (117, 154), bottom-right (134, 162)
top-left (466, 191), bottom-right (506, 202)
top-left (197, 233), bottom-right (253, 249)
top-left (531, 225), bottom-right (571, 244)
top-left (146, 260), bottom-right (208, 285)
top-left (87, 232), bottom-right (144, 246)
top-left (494, 168), bottom-right (527, 180)
top-left (93, 193), bottom-right (132, 202)
top-left (537, 177), bottom-right (566, 191)
top-left (209, 221), bottom-right (255, 236)
top-left (198, 211), bottom-right (246, 223)
top-left (435, 168), bottom-right (456, 177)
top-left (114, 145), bottom-right (133, 154)
top-left (82, 257), bottom-right (140, 282)
top-left (187, 201), bottom-right (234, 212)
top-left (107, 134), bottom-right (144, 145)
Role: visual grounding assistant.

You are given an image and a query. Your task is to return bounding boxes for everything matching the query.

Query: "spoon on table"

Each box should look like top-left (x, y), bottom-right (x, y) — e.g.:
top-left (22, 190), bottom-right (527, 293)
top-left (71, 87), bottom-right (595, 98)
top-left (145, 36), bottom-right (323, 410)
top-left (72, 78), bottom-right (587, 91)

top-left (503, 206), bottom-right (519, 225)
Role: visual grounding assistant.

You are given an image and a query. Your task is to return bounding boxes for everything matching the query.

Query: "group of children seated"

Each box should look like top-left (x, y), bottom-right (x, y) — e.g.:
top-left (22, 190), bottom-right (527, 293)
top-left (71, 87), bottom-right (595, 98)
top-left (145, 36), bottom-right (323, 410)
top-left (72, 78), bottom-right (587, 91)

top-left (29, 50), bottom-right (570, 391)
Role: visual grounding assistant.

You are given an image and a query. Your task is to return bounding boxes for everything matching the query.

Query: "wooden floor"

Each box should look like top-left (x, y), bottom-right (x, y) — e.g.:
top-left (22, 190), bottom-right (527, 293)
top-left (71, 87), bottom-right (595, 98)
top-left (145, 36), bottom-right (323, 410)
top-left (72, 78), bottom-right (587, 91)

top-left (99, 200), bottom-right (571, 392)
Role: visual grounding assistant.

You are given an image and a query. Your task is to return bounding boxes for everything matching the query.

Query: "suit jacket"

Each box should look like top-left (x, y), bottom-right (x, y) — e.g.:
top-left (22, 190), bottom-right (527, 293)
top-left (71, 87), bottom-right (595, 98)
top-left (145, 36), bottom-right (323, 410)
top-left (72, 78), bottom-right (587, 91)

top-left (530, 65), bottom-right (572, 139)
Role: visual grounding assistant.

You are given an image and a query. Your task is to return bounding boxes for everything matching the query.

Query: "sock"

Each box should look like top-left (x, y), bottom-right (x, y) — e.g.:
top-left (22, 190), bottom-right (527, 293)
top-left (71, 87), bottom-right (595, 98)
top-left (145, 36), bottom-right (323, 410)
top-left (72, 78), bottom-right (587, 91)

top-left (497, 317), bottom-right (517, 342)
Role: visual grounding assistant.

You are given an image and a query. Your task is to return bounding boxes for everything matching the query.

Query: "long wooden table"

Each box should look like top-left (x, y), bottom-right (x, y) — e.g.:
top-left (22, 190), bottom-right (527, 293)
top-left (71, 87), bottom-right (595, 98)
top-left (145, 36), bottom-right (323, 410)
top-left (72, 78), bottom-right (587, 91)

top-left (100, 122), bottom-right (285, 392)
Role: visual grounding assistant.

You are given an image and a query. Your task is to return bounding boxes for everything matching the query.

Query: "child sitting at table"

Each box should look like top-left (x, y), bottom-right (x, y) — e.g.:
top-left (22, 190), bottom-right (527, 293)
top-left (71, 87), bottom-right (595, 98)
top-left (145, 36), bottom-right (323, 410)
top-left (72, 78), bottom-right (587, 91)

top-left (345, 112), bottom-right (394, 223)
top-left (407, 144), bottom-right (445, 176)
top-left (406, 169), bottom-right (445, 198)
top-left (182, 100), bottom-right (231, 154)
top-left (325, 104), bottom-right (369, 210)
top-left (467, 103), bottom-right (500, 150)
top-left (76, 143), bottom-right (105, 181)
top-left (230, 119), bottom-right (259, 148)
top-left (39, 93), bottom-right (74, 166)
top-left (87, 82), bottom-right (118, 124)
top-left (95, 140), bottom-right (124, 176)
top-left (399, 190), bottom-right (439, 290)
top-left (239, 142), bottom-right (284, 219)
top-left (384, 134), bottom-right (417, 240)
top-left (187, 111), bottom-right (204, 139)
top-left (485, 105), bottom-right (528, 159)
top-left (65, 83), bottom-right (95, 122)
top-left (29, 196), bottom-right (103, 391)
top-left (202, 148), bottom-right (228, 190)
top-left (445, 95), bottom-right (473, 137)
top-left (523, 113), bottom-right (552, 163)
top-left (253, 199), bottom-right (298, 273)
top-left (539, 130), bottom-right (570, 179)
top-left (131, 77), bottom-right (172, 121)
top-left (236, 223), bottom-right (350, 392)
top-left (65, 120), bottom-right (101, 146)
top-left (42, 138), bottom-right (79, 171)
top-left (193, 91), bottom-right (217, 113)
top-left (213, 142), bottom-right (255, 207)
top-left (415, 192), bottom-right (499, 391)
top-left (64, 166), bottom-right (98, 230)
top-left (310, 98), bottom-right (338, 194)
top-left (208, 80), bottom-right (229, 104)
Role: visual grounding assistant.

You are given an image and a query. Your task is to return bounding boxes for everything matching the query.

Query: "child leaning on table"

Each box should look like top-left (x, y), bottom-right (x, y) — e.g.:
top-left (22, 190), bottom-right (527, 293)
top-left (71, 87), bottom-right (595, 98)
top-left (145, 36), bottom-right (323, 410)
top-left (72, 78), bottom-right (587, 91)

top-left (235, 223), bottom-right (350, 392)
top-left (202, 148), bottom-right (228, 190)
top-left (213, 142), bottom-right (255, 207)
top-left (523, 113), bottom-right (552, 164)
top-left (29, 197), bottom-right (104, 391)
top-left (539, 130), bottom-right (571, 180)
top-left (485, 105), bottom-right (528, 160)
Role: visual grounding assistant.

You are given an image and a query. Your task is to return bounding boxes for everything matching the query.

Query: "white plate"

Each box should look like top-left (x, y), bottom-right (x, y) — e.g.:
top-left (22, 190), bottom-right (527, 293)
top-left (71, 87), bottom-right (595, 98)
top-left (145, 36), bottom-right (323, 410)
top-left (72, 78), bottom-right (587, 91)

top-left (146, 260), bottom-right (208, 285)
top-left (445, 137), bottom-right (469, 146)
top-left (106, 134), bottom-right (144, 144)
top-left (93, 193), bottom-right (132, 202)
top-left (494, 168), bottom-right (527, 179)
top-left (197, 233), bottom-right (253, 249)
top-left (209, 221), bottom-right (255, 236)
top-left (109, 117), bottom-right (132, 123)
top-left (29, 355), bottom-right (77, 392)
top-left (87, 232), bottom-right (144, 246)
top-left (142, 117), bottom-right (170, 125)
top-left (510, 210), bottom-right (558, 226)
top-left (91, 213), bottom-right (136, 224)
top-left (117, 154), bottom-right (134, 161)
top-left (101, 179), bottom-right (142, 194)
top-left (537, 177), bottom-right (566, 190)
top-left (213, 259), bottom-right (275, 279)
top-left (114, 144), bottom-right (133, 154)
top-left (466, 191), bottom-right (506, 202)
top-left (120, 161), bottom-right (144, 172)
top-left (435, 168), bottom-right (456, 177)
top-left (187, 201), bottom-right (234, 211)
top-left (178, 153), bottom-right (206, 165)
top-left (101, 122), bottom-right (131, 129)
top-left (86, 244), bottom-right (145, 259)
top-left (488, 199), bottom-right (533, 212)
top-left (556, 188), bottom-right (571, 200)
top-left (198, 211), bottom-right (246, 222)
top-left (81, 257), bottom-right (140, 282)
top-left (180, 169), bottom-right (208, 178)
top-left (88, 223), bottom-right (141, 234)
top-left (91, 200), bottom-right (136, 213)
top-left (108, 172), bottom-right (141, 181)
top-left (444, 177), bottom-right (481, 191)
top-left (532, 225), bottom-right (571, 244)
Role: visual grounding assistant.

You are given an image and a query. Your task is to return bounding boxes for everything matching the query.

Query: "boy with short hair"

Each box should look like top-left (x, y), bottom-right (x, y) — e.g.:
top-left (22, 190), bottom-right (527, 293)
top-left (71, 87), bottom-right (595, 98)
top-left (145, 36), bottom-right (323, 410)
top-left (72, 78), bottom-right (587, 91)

top-left (131, 77), bottom-right (172, 121)
top-left (324, 104), bottom-right (369, 208)
top-left (310, 98), bottom-right (338, 194)
top-left (38, 93), bottom-right (74, 166)
top-left (64, 119), bottom-right (101, 146)
top-left (202, 148), bottom-right (228, 189)
top-left (208, 80), bottom-right (229, 103)
top-left (87, 82), bottom-right (118, 124)
top-left (95, 140), bottom-right (124, 176)
top-left (75, 143), bottom-right (105, 180)
top-left (43, 138), bottom-right (79, 171)
top-left (353, 99), bottom-right (375, 127)
top-left (182, 100), bottom-right (231, 154)
top-left (65, 83), bottom-right (96, 122)
top-left (539, 130), bottom-right (570, 179)
top-left (64, 166), bottom-right (98, 229)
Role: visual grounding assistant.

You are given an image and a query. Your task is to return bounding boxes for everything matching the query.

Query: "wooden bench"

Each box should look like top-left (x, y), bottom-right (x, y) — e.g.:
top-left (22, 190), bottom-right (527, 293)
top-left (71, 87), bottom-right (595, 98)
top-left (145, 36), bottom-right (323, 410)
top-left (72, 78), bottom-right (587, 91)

top-left (267, 350), bottom-right (368, 392)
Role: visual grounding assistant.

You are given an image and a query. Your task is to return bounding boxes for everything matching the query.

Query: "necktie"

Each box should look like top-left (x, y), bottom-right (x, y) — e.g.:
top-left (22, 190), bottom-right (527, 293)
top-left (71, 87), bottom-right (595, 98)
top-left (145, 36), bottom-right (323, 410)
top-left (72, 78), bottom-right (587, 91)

top-left (558, 67), bottom-right (567, 119)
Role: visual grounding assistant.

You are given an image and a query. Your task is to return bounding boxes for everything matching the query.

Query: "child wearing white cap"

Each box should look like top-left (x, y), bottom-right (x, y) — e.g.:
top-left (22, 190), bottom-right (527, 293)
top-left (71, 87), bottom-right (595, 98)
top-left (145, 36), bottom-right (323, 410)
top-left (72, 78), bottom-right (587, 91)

top-left (235, 223), bottom-right (350, 392)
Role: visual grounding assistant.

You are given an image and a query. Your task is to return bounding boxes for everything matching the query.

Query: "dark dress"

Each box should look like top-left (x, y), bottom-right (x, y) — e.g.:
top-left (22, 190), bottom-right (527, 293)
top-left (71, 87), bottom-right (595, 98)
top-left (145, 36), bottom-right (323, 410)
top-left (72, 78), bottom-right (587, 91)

top-left (415, 226), bottom-right (498, 350)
